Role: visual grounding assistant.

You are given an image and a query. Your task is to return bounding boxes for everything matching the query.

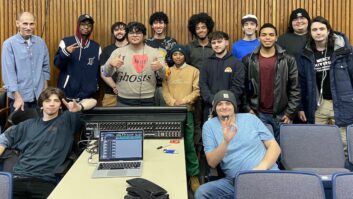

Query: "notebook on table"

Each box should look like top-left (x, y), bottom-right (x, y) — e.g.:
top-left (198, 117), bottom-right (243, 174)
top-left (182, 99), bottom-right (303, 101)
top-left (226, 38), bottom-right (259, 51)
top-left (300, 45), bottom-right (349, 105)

top-left (92, 129), bottom-right (144, 178)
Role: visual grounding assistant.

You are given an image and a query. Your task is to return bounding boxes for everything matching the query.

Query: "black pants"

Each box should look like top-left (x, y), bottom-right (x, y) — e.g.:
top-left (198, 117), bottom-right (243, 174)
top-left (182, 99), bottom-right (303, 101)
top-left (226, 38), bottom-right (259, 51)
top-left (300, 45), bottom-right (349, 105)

top-left (13, 177), bottom-right (56, 199)
top-left (9, 99), bottom-right (37, 113)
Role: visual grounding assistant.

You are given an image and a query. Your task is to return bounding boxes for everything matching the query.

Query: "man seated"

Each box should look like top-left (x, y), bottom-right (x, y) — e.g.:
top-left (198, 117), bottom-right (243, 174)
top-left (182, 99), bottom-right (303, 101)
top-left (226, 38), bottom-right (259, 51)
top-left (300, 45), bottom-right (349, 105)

top-left (195, 90), bottom-right (281, 199)
top-left (0, 87), bottom-right (97, 199)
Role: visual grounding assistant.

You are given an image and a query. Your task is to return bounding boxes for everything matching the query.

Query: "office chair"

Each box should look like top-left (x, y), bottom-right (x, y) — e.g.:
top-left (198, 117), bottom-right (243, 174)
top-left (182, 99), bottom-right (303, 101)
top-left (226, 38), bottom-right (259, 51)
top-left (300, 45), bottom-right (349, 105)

top-left (0, 109), bottom-right (39, 172)
top-left (7, 108), bottom-right (39, 126)
top-left (347, 125), bottom-right (353, 165)
top-left (332, 172), bottom-right (353, 199)
top-left (0, 171), bottom-right (13, 199)
top-left (235, 170), bottom-right (325, 199)
top-left (0, 89), bottom-right (9, 133)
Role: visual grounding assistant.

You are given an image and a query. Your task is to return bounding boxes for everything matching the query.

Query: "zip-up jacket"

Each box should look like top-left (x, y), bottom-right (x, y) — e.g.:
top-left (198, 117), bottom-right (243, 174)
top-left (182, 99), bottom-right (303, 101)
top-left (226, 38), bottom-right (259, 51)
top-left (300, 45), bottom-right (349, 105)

top-left (185, 39), bottom-right (214, 70)
top-left (298, 32), bottom-right (353, 126)
top-left (242, 44), bottom-right (300, 119)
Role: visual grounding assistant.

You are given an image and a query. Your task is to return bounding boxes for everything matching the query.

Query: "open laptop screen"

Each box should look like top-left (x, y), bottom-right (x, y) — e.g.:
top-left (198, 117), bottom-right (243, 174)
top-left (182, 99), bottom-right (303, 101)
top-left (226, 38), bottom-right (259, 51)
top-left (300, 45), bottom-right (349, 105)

top-left (99, 130), bottom-right (143, 161)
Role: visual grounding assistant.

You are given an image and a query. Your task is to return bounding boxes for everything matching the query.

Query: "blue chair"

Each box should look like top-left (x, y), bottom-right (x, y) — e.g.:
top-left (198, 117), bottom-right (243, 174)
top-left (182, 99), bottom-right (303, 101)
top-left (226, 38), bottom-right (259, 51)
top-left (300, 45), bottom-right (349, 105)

top-left (332, 172), bottom-right (353, 199)
top-left (235, 170), bottom-right (325, 199)
top-left (346, 125), bottom-right (353, 165)
top-left (0, 171), bottom-right (12, 199)
top-left (280, 124), bottom-right (350, 199)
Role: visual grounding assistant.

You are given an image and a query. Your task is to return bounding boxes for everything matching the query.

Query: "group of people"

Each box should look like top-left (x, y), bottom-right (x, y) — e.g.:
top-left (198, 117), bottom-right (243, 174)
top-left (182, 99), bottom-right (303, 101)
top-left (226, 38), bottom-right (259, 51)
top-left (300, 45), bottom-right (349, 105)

top-left (1, 7), bottom-right (353, 199)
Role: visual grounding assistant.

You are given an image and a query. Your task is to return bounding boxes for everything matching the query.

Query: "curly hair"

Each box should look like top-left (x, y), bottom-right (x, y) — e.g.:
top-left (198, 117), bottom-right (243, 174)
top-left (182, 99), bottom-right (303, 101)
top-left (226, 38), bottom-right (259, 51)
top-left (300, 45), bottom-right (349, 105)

top-left (149, 12), bottom-right (169, 25)
top-left (188, 12), bottom-right (214, 36)
top-left (111, 22), bottom-right (126, 34)
top-left (125, 21), bottom-right (147, 35)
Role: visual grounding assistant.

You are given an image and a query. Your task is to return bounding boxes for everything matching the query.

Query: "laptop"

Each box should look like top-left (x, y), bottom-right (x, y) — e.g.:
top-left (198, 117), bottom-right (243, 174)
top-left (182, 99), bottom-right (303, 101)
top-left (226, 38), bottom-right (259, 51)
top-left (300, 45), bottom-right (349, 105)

top-left (92, 129), bottom-right (144, 178)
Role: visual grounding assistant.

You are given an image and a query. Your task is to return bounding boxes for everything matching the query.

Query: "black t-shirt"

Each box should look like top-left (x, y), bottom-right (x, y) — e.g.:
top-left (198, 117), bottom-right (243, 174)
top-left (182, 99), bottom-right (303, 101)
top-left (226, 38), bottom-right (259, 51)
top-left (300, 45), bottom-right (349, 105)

top-left (314, 48), bottom-right (333, 100)
top-left (100, 44), bottom-right (119, 94)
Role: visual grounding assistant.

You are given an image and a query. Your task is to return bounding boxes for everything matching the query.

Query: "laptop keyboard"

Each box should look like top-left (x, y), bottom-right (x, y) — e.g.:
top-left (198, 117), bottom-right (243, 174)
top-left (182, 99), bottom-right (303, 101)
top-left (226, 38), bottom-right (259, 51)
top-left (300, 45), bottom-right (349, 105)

top-left (98, 162), bottom-right (141, 170)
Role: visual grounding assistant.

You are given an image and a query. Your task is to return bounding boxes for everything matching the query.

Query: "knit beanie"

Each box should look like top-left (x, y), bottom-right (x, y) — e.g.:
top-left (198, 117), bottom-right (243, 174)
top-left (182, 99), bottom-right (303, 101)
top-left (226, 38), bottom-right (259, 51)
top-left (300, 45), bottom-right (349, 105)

top-left (289, 8), bottom-right (310, 24)
top-left (170, 44), bottom-right (186, 56)
top-left (212, 90), bottom-right (237, 114)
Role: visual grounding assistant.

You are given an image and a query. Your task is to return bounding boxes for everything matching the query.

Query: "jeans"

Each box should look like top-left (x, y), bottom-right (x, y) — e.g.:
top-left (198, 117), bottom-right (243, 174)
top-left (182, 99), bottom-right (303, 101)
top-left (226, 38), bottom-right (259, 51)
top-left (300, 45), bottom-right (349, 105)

top-left (194, 177), bottom-right (234, 199)
top-left (257, 112), bottom-right (282, 143)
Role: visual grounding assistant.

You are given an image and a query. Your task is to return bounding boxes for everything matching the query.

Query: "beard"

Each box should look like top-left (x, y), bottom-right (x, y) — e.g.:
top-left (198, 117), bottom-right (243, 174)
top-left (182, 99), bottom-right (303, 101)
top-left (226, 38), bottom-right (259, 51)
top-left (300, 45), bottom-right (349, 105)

top-left (116, 36), bottom-right (126, 42)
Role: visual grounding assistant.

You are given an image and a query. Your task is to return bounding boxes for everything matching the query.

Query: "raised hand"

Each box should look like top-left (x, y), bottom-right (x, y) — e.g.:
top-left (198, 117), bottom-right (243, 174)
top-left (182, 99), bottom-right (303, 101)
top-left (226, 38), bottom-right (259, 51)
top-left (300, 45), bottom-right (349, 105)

top-left (151, 57), bottom-right (163, 71)
top-left (109, 54), bottom-right (124, 68)
top-left (62, 99), bottom-right (82, 112)
top-left (221, 117), bottom-right (237, 144)
top-left (65, 43), bottom-right (80, 54)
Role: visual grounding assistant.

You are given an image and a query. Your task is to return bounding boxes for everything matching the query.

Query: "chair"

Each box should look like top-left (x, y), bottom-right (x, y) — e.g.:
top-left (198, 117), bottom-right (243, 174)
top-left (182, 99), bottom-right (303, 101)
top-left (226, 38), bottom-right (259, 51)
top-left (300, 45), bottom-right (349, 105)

top-left (0, 89), bottom-right (9, 133)
top-left (347, 125), bottom-right (353, 165)
top-left (280, 124), bottom-right (350, 198)
top-left (0, 109), bottom-right (39, 172)
top-left (0, 171), bottom-right (13, 199)
top-left (235, 170), bottom-right (325, 199)
top-left (280, 124), bottom-right (349, 174)
top-left (7, 108), bottom-right (39, 126)
top-left (332, 172), bottom-right (353, 199)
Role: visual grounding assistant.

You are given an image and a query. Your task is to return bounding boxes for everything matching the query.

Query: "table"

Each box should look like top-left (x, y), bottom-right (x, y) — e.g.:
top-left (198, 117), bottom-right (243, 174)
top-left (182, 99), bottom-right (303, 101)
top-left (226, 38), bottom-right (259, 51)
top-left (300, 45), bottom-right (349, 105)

top-left (48, 139), bottom-right (188, 199)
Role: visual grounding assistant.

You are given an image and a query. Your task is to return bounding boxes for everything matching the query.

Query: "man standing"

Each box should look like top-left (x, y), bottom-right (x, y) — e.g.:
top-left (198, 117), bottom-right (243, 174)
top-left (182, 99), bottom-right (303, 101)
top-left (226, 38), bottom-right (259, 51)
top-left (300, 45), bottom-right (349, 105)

top-left (100, 22), bottom-right (128, 106)
top-left (195, 90), bottom-right (280, 199)
top-left (277, 8), bottom-right (311, 58)
top-left (297, 16), bottom-right (353, 151)
top-left (242, 23), bottom-right (300, 142)
top-left (102, 22), bottom-right (167, 106)
top-left (186, 12), bottom-right (215, 145)
top-left (0, 87), bottom-right (96, 198)
top-left (146, 11), bottom-right (177, 65)
top-left (186, 12), bottom-right (214, 70)
top-left (200, 31), bottom-right (245, 121)
top-left (162, 45), bottom-right (200, 192)
top-left (231, 14), bottom-right (260, 61)
top-left (146, 12), bottom-right (177, 106)
top-left (2, 12), bottom-right (50, 112)
top-left (54, 14), bottom-right (101, 101)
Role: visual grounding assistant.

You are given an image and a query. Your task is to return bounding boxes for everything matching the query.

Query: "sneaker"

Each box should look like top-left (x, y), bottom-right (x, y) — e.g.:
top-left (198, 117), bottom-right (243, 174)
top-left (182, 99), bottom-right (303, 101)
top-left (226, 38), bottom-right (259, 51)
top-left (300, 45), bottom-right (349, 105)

top-left (190, 176), bottom-right (200, 192)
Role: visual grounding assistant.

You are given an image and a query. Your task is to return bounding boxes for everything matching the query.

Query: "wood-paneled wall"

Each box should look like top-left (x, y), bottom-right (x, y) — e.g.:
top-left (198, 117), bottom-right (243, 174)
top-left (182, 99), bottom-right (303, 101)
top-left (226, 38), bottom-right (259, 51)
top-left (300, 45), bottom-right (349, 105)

top-left (1, 0), bottom-right (353, 86)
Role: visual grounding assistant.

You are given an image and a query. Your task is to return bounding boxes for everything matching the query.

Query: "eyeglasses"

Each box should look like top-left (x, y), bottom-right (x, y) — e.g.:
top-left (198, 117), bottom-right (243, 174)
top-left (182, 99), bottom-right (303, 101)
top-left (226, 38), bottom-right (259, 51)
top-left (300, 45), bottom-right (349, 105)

top-left (80, 23), bottom-right (93, 28)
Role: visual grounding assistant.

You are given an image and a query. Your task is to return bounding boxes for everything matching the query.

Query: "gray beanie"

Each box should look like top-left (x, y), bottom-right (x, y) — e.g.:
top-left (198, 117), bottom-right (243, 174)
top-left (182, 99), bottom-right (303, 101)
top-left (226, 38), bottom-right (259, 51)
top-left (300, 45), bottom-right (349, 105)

top-left (212, 90), bottom-right (237, 115)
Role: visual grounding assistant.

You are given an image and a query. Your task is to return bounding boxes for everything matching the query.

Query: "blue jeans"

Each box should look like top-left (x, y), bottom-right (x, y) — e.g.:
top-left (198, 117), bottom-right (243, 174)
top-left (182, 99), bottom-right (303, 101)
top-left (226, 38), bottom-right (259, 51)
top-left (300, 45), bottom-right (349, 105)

top-left (257, 112), bottom-right (282, 143)
top-left (194, 177), bottom-right (234, 199)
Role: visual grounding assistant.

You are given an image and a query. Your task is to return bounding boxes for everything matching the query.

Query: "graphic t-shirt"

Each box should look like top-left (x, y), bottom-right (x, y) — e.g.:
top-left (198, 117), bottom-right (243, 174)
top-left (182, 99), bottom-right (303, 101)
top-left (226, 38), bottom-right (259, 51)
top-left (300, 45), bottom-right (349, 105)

top-left (314, 49), bottom-right (333, 100)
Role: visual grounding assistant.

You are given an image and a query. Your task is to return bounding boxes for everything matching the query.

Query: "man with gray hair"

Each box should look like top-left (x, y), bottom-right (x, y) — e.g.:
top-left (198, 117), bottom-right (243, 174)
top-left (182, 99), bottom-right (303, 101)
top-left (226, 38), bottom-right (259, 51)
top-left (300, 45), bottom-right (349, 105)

top-left (2, 12), bottom-right (50, 112)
